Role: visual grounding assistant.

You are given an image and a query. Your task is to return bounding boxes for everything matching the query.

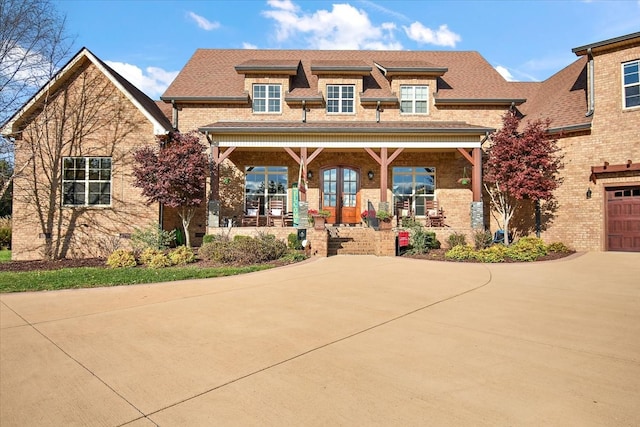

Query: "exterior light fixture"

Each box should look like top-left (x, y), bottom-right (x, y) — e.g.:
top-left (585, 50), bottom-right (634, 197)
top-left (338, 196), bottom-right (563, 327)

top-left (307, 170), bottom-right (313, 179)
top-left (586, 188), bottom-right (592, 199)
top-left (367, 170), bottom-right (374, 180)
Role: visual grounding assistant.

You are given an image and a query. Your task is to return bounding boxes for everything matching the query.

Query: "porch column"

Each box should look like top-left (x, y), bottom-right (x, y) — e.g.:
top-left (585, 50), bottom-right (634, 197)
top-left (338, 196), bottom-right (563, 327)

top-left (472, 147), bottom-right (482, 202)
top-left (207, 140), bottom-right (235, 228)
top-left (380, 147), bottom-right (388, 202)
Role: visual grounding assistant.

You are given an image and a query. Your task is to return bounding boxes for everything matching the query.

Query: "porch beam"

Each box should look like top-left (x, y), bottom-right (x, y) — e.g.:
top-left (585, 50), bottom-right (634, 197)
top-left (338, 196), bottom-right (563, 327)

top-left (472, 147), bottom-right (482, 202)
top-left (364, 147), bottom-right (382, 165)
top-left (387, 147), bottom-right (404, 164)
top-left (212, 146), bottom-right (235, 164)
top-left (457, 148), bottom-right (474, 165)
top-left (283, 147), bottom-right (300, 164)
top-left (306, 147), bottom-right (324, 164)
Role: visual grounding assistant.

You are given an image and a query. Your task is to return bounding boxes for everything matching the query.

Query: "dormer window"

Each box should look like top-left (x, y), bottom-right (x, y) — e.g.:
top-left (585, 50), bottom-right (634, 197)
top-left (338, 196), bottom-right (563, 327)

top-left (253, 84), bottom-right (281, 113)
top-left (400, 85), bottom-right (428, 114)
top-left (623, 60), bottom-right (639, 109)
top-left (327, 85), bottom-right (354, 113)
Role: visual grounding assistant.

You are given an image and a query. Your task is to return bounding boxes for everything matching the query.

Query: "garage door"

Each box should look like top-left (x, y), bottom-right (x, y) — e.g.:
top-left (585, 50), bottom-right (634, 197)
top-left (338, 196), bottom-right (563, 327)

top-left (607, 186), bottom-right (640, 252)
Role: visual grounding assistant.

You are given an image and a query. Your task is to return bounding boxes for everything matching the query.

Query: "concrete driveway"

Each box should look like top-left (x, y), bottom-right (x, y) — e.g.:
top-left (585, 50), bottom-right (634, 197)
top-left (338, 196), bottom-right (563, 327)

top-left (1, 252), bottom-right (639, 426)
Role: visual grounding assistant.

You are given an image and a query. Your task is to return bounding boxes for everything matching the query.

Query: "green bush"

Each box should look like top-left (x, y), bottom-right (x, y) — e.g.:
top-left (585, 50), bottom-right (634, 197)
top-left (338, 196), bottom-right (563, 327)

top-left (547, 242), bottom-right (572, 253)
top-left (0, 216), bottom-right (11, 249)
top-left (408, 228), bottom-right (440, 254)
top-left (506, 237), bottom-right (548, 262)
top-left (445, 245), bottom-right (475, 261)
top-left (202, 234), bottom-right (226, 244)
top-left (131, 224), bottom-right (175, 252)
top-left (287, 233), bottom-right (303, 250)
top-left (139, 248), bottom-right (164, 265)
top-left (473, 229), bottom-right (493, 250)
top-left (169, 246), bottom-right (195, 265)
top-left (147, 253), bottom-right (172, 269)
top-left (447, 232), bottom-right (467, 249)
top-left (106, 249), bottom-right (137, 268)
top-left (199, 233), bottom-right (287, 264)
top-left (474, 245), bottom-right (507, 263)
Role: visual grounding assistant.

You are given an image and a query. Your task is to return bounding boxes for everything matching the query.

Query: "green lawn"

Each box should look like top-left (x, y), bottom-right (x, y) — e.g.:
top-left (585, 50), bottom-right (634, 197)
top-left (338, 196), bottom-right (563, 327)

top-left (0, 264), bottom-right (271, 293)
top-left (0, 250), bottom-right (10, 263)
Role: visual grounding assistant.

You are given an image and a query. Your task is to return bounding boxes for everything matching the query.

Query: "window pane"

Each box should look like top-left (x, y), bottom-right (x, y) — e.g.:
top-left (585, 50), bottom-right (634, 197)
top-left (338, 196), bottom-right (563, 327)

top-left (327, 100), bottom-right (339, 112)
top-left (415, 86), bottom-right (428, 99)
top-left (415, 101), bottom-right (427, 113)
top-left (254, 85), bottom-right (265, 97)
top-left (268, 85), bottom-right (280, 97)
top-left (253, 99), bottom-right (265, 112)
top-left (400, 100), bottom-right (412, 113)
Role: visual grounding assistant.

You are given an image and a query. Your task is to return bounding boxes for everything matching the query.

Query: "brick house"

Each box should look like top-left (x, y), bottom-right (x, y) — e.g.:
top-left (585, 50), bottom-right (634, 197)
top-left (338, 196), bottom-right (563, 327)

top-left (3, 33), bottom-right (639, 259)
top-left (2, 48), bottom-right (173, 260)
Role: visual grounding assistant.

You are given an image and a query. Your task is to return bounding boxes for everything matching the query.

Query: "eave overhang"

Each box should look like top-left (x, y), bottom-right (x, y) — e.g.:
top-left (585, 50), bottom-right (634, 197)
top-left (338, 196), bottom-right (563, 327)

top-left (359, 96), bottom-right (398, 105)
top-left (572, 32), bottom-right (640, 56)
top-left (435, 98), bottom-right (527, 106)
top-left (547, 122), bottom-right (592, 135)
top-left (160, 95), bottom-right (250, 104)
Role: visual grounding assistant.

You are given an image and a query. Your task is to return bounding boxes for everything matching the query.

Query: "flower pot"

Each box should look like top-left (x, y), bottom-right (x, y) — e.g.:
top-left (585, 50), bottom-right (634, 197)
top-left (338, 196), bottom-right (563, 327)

top-left (378, 219), bottom-right (392, 231)
top-left (312, 215), bottom-right (326, 230)
top-left (458, 178), bottom-right (470, 185)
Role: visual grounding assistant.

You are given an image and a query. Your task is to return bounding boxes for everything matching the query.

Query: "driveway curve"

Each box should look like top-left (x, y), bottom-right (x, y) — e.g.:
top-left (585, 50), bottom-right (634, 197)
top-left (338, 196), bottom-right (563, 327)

top-left (1, 252), bottom-right (639, 426)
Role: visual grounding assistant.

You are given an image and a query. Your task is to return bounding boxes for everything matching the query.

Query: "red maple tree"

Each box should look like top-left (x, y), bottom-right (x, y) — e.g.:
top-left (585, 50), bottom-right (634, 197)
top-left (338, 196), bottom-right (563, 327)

top-left (133, 131), bottom-right (208, 248)
top-left (484, 110), bottom-right (563, 245)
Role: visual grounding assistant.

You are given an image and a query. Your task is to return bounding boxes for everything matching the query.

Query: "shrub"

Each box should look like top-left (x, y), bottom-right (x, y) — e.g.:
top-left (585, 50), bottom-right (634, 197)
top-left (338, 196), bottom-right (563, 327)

top-left (473, 229), bottom-right (493, 250)
top-left (287, 233), bottom-right (303, 250)
top-left (106, 249), bottom-right (137, 268)
top-left (547, 242), bottom-right (572, 253)
top-left (0, 216), bottom-right (11, 249)
top-left (139, 248), bottom-right (164, 265)
top-left (447, 232), bottom-right (467, 249)
top-left (131, 223), bottom-right (175, 253)
top-left (506, 237), bottom-right (548, 262)
top-left (408, 228), bottom-right (440, 254)
top-left (147, 253), bottom-right (172, 269)
top-left (474, 245), bottom-right (507, 263)
top-left (169, 246), bottom-right (195, 265)
top-left (445, 245), bottom-right (475, 261)
top-left (199, 233), bottom-right (287, 264)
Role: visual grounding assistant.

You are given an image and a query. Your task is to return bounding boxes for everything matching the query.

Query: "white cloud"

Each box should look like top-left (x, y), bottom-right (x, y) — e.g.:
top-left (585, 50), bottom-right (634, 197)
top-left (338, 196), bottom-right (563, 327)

top-left (242, 42), bottom-right (258, 49)
top-left (105, 61), bottom-right (178, 99)
top-left (495, 65), bottom-right (515, 82)
top-left (262, 1), bottom-right (402, 50)
top-left (403, 22), bottom-right (461, 47)
top-left (187, 11), bottom-right (220, 31)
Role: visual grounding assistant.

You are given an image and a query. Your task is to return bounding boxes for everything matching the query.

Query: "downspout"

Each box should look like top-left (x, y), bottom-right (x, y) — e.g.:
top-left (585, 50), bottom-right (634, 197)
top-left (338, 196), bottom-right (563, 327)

top-left (585, 48), bottom-right (595, 117)
top-left (376, 101), bottom-right (381, 123)
top-left (171, 100), bottom-right (179, 129)
top-left (302, 100), bottom-right (307, 123)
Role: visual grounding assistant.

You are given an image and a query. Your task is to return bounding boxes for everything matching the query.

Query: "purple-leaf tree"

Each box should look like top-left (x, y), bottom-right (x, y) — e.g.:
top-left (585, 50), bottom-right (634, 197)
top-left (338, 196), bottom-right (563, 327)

top-left (133, 131), bottom-right (208, 248)
top-left (484, 110), bottom-right (563, 245)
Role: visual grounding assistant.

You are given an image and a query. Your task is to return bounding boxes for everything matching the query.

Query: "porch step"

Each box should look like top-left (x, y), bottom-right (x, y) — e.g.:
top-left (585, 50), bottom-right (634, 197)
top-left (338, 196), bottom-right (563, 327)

top-left (327, 226), bottom-right (377, 256)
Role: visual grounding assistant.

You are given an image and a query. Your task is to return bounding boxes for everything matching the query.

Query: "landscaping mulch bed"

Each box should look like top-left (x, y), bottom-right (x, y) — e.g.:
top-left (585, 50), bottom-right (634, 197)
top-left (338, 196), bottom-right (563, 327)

top-left (402, 248), bottom-right (575, 262)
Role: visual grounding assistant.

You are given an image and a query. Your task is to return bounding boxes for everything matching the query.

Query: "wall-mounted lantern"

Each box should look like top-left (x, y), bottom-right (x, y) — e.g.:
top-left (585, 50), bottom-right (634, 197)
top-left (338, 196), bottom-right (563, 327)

top-left (367, 170), bottom-right (374, 180)
top-left (586, 188), bottom-right (592, 199)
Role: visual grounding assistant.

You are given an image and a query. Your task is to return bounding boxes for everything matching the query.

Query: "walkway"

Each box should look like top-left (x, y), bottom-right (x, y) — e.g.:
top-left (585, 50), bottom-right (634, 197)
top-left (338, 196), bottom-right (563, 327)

top-left (1, 253), bottom-right (639, 426)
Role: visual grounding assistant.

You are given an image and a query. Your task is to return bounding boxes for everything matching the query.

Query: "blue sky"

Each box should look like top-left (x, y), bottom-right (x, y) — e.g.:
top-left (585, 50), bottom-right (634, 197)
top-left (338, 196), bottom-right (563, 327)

top-left (56, 0), bottom-right (640, 99)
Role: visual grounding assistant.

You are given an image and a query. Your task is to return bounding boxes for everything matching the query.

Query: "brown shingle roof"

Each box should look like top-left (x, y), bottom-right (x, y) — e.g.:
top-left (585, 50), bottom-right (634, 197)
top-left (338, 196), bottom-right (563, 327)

top-left (161, 49), bottom-right (517, 102)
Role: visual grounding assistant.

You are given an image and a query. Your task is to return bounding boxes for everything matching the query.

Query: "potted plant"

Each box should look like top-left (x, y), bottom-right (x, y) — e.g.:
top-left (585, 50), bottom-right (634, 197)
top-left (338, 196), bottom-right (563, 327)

top-left (457, 167), bottom-right (470, 185)
top-left (309, 209), bottom-right (331, 230)
top-left (376, 210), bottom-right (393, 230)
top-left (361, 209), bottom-right (375, 226)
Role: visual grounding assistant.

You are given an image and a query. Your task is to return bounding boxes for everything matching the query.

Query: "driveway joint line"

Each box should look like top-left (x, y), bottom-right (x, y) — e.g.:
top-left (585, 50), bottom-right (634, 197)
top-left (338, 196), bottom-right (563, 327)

top-left (144, 265), bottom-right (494, 418)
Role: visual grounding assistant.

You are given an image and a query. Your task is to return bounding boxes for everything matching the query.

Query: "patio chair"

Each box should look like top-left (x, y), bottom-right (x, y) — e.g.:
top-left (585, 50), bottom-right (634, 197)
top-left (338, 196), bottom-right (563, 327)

top-left (267, 199), bottom-right (285, 227)
top-left (241, 200), bottom-right (260, 227)
top-left (395, 198), bottom-right (412, 226)
top-left (424, 200), bottom-right (446, 227)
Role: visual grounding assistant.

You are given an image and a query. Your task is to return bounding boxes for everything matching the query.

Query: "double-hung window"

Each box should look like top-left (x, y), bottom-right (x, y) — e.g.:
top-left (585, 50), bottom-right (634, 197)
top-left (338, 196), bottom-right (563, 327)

top-left (63, 157), bottom-right (112, 206)
top-left (253, 84), bottom-right (281, 113)
top-left (392, 167), bottom-right (435, 216)
top-left (623, 60), bottom-right (639, 109)
top-left (327, 85), bottom-right (355, 113)
top-left (400, 85), bottom-right (428, 114)
top-left (244, 166), bottom-right (288, 214)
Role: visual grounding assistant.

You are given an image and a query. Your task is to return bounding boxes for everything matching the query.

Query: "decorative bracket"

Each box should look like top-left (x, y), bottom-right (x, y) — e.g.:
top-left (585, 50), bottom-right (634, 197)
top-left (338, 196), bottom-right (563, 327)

top-left (590, 160), bottom-right (639, 183)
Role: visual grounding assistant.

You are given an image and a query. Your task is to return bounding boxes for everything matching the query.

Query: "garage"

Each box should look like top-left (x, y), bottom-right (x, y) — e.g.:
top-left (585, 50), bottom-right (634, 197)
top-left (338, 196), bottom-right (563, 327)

top-left (606, 186), bottom-right (640, 251)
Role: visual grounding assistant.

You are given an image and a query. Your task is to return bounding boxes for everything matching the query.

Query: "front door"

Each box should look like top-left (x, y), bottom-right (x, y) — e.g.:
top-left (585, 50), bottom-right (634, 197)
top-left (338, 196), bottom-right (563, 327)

top-left (321, 167), bottom-right (360, 224)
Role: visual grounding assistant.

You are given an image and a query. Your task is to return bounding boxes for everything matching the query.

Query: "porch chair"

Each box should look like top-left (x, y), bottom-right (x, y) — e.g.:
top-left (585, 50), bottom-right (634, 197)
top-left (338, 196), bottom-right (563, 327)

top-left (267, 199), bottom-right (285, 227)
top-left (424, 200), bottom-right (446, 227)
top-left (395, 198), bottom-right (412, 227)
top-left (241, 200), bottom-right (260, 227)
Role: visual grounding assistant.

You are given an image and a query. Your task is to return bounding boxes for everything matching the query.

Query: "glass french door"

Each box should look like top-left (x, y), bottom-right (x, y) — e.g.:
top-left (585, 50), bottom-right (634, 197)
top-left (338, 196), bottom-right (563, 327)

top-left (321, 167), bottom-right (360, 224)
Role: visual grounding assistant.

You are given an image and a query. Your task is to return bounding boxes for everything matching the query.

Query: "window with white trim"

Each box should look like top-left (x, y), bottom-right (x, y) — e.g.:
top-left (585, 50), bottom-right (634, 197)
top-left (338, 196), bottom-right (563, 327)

top-left (253, 84), bottom-right (281, 113)
top-left (400, 85), bottom-right (428, 114)
top-left (244, 166), bottom-right (288, 214)
top-left (392, 167), bottom-right (435, 216)
top-left (327, 85), bottom-right (355, 113)
top-left (623, 60), bottom-right (639, 109)
top-left (63, 157), bottom-right (112, 206)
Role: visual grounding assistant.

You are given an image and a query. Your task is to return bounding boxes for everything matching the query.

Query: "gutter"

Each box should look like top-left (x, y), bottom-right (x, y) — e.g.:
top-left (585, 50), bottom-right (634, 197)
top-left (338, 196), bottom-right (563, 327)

top-left (585, 48), bottom-right (595, 117)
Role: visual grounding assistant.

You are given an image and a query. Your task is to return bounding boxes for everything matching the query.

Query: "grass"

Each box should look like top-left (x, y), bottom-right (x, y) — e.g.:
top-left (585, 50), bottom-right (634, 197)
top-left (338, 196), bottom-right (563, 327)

top-left (0, 249), bottom-right (10, 263)
top-left (0, 264), bottom-right (272, 293)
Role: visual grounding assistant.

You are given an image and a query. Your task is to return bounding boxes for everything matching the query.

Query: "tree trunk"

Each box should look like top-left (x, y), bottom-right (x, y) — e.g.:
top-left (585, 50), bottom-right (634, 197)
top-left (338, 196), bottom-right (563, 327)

top-left (179, 207), bottom-right (196, 248)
